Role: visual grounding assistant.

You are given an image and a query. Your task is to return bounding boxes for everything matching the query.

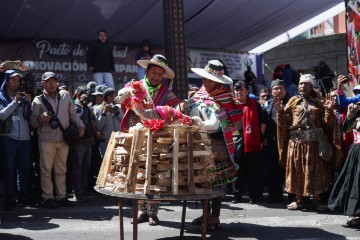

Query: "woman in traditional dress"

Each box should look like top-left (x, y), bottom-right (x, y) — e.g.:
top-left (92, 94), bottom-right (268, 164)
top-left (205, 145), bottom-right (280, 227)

top-left (328, 97), bottom-right (360, 228)
top-left (187, 60), bottom-right (243, 230)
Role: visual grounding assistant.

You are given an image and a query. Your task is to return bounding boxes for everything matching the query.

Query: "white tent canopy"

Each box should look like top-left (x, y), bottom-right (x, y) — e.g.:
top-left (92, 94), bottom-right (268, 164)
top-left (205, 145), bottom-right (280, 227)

top-left (1, 0), bottom-right (344, 52)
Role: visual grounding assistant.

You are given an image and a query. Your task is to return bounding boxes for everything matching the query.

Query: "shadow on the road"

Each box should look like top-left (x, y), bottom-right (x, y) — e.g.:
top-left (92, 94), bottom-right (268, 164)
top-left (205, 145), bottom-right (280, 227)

top-left (0, 233), bottom-right (33, 240)
top-left (0, 196), bottom-right (131, 231)
top-left (156, 222), bottom-right (348, 240)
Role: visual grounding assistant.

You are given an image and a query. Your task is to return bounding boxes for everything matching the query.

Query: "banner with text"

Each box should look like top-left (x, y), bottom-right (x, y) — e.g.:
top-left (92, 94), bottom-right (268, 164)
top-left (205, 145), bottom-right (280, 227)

top-left (0, 39), bottom-right (262, 90)
top-left (0, 39), bottom-right (163, 90)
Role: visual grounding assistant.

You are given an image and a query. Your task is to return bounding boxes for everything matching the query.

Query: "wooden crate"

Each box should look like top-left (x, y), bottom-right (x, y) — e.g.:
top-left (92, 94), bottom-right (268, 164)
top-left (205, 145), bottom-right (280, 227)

top-left (96, 125), bottom-right (215, 195)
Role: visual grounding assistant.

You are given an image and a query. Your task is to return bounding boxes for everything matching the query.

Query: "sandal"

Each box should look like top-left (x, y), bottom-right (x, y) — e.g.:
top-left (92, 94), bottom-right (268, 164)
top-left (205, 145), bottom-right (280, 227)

top-left (130, 213), bottom-right (148, 224)
top-left (346, 216), bottom-right (360, 228)
top-left (148, 215), bottom-right (160, 226)
top-left (287, 201), bottom-right (302, 210)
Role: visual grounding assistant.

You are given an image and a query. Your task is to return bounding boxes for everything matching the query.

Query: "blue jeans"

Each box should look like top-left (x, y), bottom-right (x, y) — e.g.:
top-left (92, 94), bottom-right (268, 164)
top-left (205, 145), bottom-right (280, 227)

top-left (1, 137), bottom-right (31, 203)
top-left (93, 72), bottom-right (114, 89)
top-left (71, 143), bottom-right (92, 197)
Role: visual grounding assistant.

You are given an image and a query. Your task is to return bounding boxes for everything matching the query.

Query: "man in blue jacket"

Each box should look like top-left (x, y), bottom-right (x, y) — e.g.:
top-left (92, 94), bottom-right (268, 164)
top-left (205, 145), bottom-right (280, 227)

top-left (0, 70), bottom-right (32, 210)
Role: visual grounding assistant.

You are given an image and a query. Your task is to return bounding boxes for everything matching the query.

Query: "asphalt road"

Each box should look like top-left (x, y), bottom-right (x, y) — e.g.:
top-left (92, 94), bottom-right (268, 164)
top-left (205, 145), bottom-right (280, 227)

top-left (0, 194), bottom-right (359, 240)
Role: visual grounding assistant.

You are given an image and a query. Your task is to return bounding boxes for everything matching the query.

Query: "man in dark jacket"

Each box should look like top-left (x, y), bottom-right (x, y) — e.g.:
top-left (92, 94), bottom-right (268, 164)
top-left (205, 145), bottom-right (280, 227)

top-left (262, 79), bottom-right (290, 203)
top-left (86, 30), bottom-right (115, 89)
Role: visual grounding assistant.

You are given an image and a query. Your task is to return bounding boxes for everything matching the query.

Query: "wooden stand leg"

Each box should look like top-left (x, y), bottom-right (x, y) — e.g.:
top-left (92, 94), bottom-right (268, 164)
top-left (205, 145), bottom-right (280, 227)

top-left (132, 199), bottom-right (138, 240)
top-left (118, 198), bottom-right (124, 240)
top-left (180, 201), bottom-right (187, 238)
top-left (202, 199), bottom-right (208, 240)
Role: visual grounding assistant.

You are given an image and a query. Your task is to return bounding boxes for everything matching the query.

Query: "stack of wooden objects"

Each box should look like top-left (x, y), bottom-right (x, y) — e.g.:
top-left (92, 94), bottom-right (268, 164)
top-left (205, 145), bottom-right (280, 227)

top-left (96, 125), bottom-right (215, 195)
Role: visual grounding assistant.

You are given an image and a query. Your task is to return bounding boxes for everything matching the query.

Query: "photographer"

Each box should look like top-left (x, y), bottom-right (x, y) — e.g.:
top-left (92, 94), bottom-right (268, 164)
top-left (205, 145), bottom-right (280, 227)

top-left (71, 87), bottom-right (97, 202)
top-left (30, 72), bottom-right (84, 209)
top-left (94, 88), bottom-right (122, 158)
top-left (0, 60), bottom-right (37, 97)
top-left (336, 75), bottom-right (360, 108)
top-left (0, 70), bottom-right (32, 210)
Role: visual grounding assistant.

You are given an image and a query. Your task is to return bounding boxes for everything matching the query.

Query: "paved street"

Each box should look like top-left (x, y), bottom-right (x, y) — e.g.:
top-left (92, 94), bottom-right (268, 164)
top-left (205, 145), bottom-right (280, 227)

top-left (0, 194), bottom-right (359, 240)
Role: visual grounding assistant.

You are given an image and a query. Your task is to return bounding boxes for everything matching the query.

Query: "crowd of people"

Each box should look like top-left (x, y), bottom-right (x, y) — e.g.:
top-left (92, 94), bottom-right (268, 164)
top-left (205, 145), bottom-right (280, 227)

top-left (0, 37), bottom-right (359, 230)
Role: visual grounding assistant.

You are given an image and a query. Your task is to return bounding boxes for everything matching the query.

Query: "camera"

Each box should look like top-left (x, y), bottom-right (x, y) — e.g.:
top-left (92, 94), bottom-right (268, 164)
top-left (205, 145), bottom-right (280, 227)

top-left (344, 75), bottom-right (352, 83)
top-left (47, 112), bottom-right (59, 129)
top-left (49, 118), bottom-right (59, 129)
top-left (79, 95), bottom-right (91, 106)
top-left (106, 104), bottom-right (119, 112)
top-left (14, 92), bottom-right (26, 97)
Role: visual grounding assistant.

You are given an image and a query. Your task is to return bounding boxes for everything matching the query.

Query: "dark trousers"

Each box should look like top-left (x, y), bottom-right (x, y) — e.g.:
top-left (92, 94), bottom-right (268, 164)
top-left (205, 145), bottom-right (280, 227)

top-left (71, 143), bottom-right (92, 197)
top-left (234, 151), bottom-right (263, 201)
top-left (88, 141), bottom-right (102, 192)
top-left (263, 139), bottom-right (284, 198)
top-left (1, 137), bottom-right (31, 203)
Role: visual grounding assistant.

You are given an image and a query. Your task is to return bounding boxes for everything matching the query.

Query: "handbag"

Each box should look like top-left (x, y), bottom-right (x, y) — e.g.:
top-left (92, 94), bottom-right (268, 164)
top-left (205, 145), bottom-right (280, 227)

top-left (316, 128), bottom-right (333, 162)
top-left (41, 94), bottom-right (79, 146)
top-left (59, 121), bottom-right (79, 146)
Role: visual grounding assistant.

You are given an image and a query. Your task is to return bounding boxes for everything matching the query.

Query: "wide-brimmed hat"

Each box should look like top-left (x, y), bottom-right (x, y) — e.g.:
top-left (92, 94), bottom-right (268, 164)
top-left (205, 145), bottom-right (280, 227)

top-left (191, 60), bottom-right (233, 85)
top-left (137, 54), bottom-right (175, 79)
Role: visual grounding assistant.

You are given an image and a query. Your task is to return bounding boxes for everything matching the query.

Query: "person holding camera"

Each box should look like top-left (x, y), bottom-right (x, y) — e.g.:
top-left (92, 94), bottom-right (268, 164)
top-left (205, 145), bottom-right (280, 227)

top-left (71, 86), bottom-right (97, 202)
top-left (30, 72), bottom-right (85, 209)
top-left (336, 75), bottom-right (360, 108)
top-left (94, 88), bottom-right (122, 158)
top-left (0, 70), bottom-right (32, 210)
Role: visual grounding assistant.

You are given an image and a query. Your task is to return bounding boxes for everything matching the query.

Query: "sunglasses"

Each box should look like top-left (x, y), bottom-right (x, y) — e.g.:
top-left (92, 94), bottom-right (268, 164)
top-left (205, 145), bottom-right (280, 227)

top-left (260, 95), bottom-right (270, 99)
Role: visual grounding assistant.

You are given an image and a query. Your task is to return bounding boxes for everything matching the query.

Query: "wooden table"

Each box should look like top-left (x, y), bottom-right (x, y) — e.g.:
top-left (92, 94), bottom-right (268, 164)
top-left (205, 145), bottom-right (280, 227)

top-left (95, 187), bottom-right (222, 240)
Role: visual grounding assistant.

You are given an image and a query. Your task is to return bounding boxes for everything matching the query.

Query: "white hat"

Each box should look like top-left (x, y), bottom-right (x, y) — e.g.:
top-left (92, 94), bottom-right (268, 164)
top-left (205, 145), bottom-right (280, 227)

top-left (9, 72), bottom-right (23, 78)
top-left (299, 74), bottom-right (314, 86)
top-left (353, 85), bottom-right (360, 91)
top-left (137, 54), bottom-right (175, 79)
top-left (191, 60), bottom-right (233, 85)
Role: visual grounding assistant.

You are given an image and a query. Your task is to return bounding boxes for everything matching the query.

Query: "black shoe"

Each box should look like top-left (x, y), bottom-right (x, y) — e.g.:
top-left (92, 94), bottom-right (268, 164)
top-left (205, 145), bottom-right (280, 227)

top-left (43, 198), bottom-right (58, 209)
top-left (57, 198), bottom-right (76, 207)
top-left (4, 201), bottom-right (16, 211)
